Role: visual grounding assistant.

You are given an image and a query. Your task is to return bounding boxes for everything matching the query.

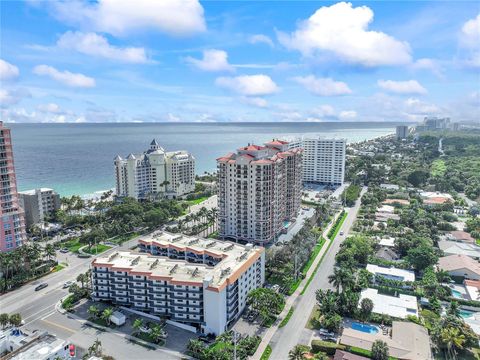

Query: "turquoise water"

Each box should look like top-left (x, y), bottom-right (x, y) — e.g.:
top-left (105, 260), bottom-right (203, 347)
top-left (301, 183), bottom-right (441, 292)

top-left (351, 322), bottom-right (379, 334)
top-left (459, 309), bottom-right (475, 318)
top-left (452, 289), bottom-right (463, 299)
top-left (7, 122), bottom-right (401, 196)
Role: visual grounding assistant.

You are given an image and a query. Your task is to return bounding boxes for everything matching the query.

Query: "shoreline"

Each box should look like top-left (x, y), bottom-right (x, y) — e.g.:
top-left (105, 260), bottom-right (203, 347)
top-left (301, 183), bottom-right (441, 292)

top-left (56, 133), bottom-right (395, 199)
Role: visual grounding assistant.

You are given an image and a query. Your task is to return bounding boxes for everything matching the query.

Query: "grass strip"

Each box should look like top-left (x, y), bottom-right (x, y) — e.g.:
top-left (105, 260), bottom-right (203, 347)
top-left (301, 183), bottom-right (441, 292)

top-left (328, 211), bottom-right (347, 240)
top-left (279, 307), bottom-right (294, 328)
top-left (301, 237), bottom-right (333, 295)
top-left (260, 345), bottom-right (272, 360)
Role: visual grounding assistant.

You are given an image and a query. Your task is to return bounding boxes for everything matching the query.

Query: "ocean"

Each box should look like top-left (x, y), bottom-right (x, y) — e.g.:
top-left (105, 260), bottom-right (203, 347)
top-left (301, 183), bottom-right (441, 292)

top-left (8, 122), bottom-right (402, 196)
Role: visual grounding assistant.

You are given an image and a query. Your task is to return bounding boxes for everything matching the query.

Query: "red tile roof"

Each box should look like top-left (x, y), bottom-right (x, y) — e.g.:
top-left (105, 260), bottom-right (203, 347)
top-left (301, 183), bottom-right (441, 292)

top-left (265, 140), bottom-right (288, 145)
top-left (238, 144), bottom-right (265, 151)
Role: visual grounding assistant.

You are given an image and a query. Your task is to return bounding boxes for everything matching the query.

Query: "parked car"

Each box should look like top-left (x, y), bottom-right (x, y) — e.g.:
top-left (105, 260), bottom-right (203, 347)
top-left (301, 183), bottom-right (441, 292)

top-left (60, 248), bottom-right (69, 253)
top-left (339, 231), bottom-right (344, 236)
top-left (63, 281), bottom-right (74, 289)
top-left (35, 283), bottom-right (48, 291)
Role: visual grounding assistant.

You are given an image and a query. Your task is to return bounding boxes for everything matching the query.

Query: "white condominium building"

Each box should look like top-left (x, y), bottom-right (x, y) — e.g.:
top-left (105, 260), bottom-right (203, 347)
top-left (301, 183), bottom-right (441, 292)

top-left (217, 140), bottom-right (303, 244)
top-left (91, 231), bottom-right (265, 335)
top-left (114, 139), bottom-right (195, 200)
top-left (287, 137), bottom-right (346, 185)
top-left (18, 188), bottom-right (61, 228)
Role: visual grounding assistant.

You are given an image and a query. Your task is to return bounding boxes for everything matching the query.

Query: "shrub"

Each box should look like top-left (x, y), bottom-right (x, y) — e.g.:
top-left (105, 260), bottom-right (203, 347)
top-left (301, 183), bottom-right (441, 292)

top-left (310, 340), bottom-right (344, 355)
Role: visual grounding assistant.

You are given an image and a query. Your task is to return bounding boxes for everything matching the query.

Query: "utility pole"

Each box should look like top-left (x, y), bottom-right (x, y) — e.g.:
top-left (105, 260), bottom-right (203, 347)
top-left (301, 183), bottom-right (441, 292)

top-left (233, 331), bottom-right (239, 360)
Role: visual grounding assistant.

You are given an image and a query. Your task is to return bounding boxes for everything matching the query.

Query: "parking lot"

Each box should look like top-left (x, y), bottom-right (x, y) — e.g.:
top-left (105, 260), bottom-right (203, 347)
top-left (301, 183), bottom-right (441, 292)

top-left (71, 299), bottom-right (197, 354)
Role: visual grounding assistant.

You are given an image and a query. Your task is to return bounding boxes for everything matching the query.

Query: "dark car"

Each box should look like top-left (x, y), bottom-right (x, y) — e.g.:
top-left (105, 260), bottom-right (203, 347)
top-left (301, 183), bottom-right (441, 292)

top-left (59, 248), bottom-right (69, 253)
top-left (35, 283), bottom-right (48, 291)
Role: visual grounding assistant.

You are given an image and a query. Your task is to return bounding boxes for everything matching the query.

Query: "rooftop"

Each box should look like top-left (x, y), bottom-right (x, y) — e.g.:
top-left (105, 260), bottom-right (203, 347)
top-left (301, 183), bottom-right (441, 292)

top-left (359, 288), bottom-right (418, 319)
top-left (438, 254), bottom-right (480, 275)
top-left (438, 240), bottom-right (480, 259)
top-left (378, 237), bottom-right (395, 247)
top-left (341, 322), bottom-right (431, 360)
top-left (448, 231), bottom-right (475, 243)
top-left (93, 232), bottom-right (264, 292)
top-left (366, 264), bottom-right (415, 282)
top-left (18, 188), bottom-right (55, 195)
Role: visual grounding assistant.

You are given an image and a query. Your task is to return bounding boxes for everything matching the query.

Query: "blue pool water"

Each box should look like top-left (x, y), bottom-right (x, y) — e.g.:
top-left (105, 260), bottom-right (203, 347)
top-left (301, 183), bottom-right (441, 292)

top-left (452, 289), bottom-right (463, 299)
top-left (351, 322), bottom-right (379, 334)
top-left (459, 309), bottom-right (476, 318)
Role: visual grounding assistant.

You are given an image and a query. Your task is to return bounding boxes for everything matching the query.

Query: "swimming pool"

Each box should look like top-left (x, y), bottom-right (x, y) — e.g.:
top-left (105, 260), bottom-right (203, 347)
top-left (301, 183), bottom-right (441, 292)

top-left (351, 322), bottom-right (379, 334)
top-left (452, 289), bottom-right (463, 299)
top-left (459, 309), bottom-right (476, 319)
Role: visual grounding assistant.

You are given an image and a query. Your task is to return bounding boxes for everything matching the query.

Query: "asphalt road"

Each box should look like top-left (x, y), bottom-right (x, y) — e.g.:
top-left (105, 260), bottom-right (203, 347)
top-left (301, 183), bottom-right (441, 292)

top-left (268, 187), bottom-right (367, 359)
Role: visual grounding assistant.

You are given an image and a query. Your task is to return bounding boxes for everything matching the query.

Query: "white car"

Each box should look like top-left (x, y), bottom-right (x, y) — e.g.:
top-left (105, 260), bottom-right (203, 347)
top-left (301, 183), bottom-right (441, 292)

top-left (63, 281), bottom-right (74, 289)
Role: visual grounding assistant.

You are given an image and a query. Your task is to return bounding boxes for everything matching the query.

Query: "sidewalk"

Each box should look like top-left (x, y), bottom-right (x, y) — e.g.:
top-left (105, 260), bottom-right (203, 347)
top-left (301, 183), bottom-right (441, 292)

top-left (252, 208), bottom-right (346, 359)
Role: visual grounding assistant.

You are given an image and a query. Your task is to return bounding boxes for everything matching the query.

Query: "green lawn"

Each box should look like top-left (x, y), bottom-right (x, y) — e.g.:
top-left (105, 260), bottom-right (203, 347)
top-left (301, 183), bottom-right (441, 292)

top-left (260, 345), bottom-right (272, 360)
top-left (132, 332), bottom-right (165, 346)
top-left (53, 263), bottom-right (66, 272)
top-left (279, 307), bottom-right (294, 328)
top-left (185, 196), bottom-right (209, 205)
top-left (63, 238), bottom-right (83, 253)
top-left (83, 244), bottom-right (112, 255)
top-left (306, 305), bottom-right (321, 330)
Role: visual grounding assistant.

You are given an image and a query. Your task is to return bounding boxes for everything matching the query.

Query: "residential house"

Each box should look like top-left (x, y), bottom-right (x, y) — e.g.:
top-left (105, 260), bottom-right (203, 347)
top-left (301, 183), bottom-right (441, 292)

top-left (359, 288), bottom-right (418, 319)
top-left (437, 254), bottom-right (480, 280)
top-left (438, 240), bottom-right (480, 259)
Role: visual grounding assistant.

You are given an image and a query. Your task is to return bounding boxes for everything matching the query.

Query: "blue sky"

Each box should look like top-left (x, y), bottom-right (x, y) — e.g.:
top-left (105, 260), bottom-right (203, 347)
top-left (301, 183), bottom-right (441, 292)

top-left (0, 0), bottom-right (479, 123)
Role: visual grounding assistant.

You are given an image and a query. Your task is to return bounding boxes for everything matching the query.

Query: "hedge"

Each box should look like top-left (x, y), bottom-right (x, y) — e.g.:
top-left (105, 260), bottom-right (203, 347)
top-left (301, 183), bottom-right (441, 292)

top-left (260, 345), bottom-right (272, 360)
top-left (311, 340), bottom-right (345, 355)
top-left (451, 298), bottom-right (480, 308)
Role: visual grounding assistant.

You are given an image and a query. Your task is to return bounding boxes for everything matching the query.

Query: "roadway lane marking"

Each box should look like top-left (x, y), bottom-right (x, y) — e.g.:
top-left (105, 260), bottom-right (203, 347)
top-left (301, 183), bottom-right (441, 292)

top-left (23, 304), bottom-right (56, 323)
top-left (40, 319), bottom-right (76, 334)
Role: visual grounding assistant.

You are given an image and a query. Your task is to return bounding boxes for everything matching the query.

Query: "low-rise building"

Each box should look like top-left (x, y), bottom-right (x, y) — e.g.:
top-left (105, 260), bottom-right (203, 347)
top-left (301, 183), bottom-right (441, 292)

top-left (0, 329), bottom-right (71, 360)
top-left (341, 321), bottom-right (432, 360)
top-left (18, 188), bottom-right (61, 228)
top-left (366, 264), bottom-right (415, 283)
top-left (446, 231), bottom-right (476, 244)
top-left (419, 191), bottom-right (453, 206)
top-left (437, 254), bottom-right (480, 280)
top-left (438, 240), bottom-right (480, 259)
top-left (359, 288), bottom-right (418, 319)
top-left (91, 232), bottom-right (265, 335)
top-left (375, 205), bottom-right (400, 222)
top-left (378, 237), bottom-right (395, 248)
top-left (465, 280), bottom-right (480, 301)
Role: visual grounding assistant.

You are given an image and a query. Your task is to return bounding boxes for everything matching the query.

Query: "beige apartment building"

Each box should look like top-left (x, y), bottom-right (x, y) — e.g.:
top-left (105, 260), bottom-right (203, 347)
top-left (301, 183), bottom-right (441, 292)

top-left (216, 140), bottom-right (303, 244)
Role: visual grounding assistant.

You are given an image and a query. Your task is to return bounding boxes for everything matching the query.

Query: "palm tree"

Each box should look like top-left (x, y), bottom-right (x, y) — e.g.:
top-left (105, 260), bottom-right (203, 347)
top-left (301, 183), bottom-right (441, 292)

top-left (132, 318), bottom-right (143, 333)
top-left (447, 301), bottom-right (460, 318)
top-left (101, 308), bottom-right (113, 326)
top-left (44, 244), bottom-right (56, 262)
top-left (187, 339), bottom-right (205, 357)
top-left (150, 324), bottom-right (166, 343)
top-left (0, 313), bottom-right (9, 328)
top-left (371, 340), bottom-right (389, 360)
top-left (88, 305), bottom-right (99, 319)
top-left (87, 338), bottom-right (102, 357)
top-left (441, 327), bottom-right (465, 360)
top-left (77, 273), bottom-right (86, 289)
top-left (328, 267), bottom-right (354, 293)
top-left (288, 344), bottom-right (309, 360)
top-left (9, 313), bottom-right (22, 328)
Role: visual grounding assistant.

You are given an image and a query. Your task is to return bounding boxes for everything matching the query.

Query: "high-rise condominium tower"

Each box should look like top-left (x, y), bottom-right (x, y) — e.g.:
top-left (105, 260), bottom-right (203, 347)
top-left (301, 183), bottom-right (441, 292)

top-left (287, 137), bottom-right (346, 185)
top-left (0, 122), bottom-right (26, 252)
top-left (217, 140), bottom-right (303, 244)
top-left (114, 139), bottom-right (195, 200)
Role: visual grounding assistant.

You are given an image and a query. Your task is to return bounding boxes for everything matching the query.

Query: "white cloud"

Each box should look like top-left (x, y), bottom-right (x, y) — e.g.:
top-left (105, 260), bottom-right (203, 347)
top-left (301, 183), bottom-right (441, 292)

top-left (241, 96), bottom-right (268, 108)
top-left (0, 59), bottom-right (19, 81)
top-left (460, 14), bottom-right (480, 68)
top-left (37, 103), bottom-right (62, 113)
top-left (277, 2), bottom-right (411, 66)
top-left (57, 31), bottom-right (148, 63)
top-left (461, 13), bottom-right (480, 48)
top-left (50, 0), bottom-right (206, 37)
top-left (33, 65), bottom-right (96, 88)
top-left (339, 110), bottom-right (357, 119)
top-left (377, 79), bottom-right (427, 95)
top-left (185, 49), bottom-right (234, 72)
top-left (412, 58), bottom-right (444, 78)
top-left (404, 97), bottom-right (440, 115)
top-left (311, 105), bottom-right (336, 117)
top-left (215, 74), bottom-right (279, 96)
top-left (293, 75), bottom-right (352, 96)
top-left (166, 113), bottom-right (181, 122)
top-left (249, 34), bottom-right (274, 47)
top-left (0, 88), bottom-right (31, 107)
top-left (0, 108), bottom-right (37, 122)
